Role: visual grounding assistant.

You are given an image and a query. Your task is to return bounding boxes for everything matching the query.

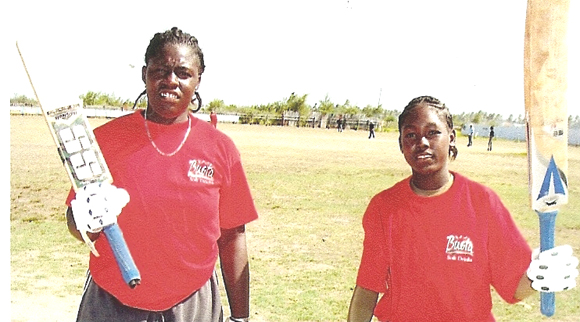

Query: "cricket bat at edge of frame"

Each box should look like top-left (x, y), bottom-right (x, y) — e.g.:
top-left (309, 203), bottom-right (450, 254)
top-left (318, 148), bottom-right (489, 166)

top-left (16, 42), bottom-right (141, 289)
top-left (524, 0), bottom-right (570, 317)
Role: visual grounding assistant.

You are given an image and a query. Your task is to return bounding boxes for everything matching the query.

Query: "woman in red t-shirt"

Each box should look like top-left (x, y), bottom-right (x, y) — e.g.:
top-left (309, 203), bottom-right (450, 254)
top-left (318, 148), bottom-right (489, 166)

top-left (66, 27), bottom-right (257, 322)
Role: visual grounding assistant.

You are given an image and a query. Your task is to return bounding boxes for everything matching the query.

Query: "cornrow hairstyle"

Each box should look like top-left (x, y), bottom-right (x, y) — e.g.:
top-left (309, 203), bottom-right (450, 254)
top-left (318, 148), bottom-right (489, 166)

top-left (398, 95), bottom-right (458, 160)
top-left (145, 27), bottom-right (205, 73)
top-left (133, 27), bottom-right (205, 112)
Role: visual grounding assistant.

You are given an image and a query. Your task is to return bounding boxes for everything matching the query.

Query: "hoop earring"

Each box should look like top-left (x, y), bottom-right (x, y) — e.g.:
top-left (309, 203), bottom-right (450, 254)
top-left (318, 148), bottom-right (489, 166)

top-left (190, 91), bottom-right (202, 113)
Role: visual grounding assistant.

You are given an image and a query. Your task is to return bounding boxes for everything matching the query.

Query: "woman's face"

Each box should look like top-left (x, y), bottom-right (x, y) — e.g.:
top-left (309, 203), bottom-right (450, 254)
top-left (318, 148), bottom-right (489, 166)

top-left (142, 43), bottom-right (201, 123)
top-left (399, 104), bottom-right (455, 176)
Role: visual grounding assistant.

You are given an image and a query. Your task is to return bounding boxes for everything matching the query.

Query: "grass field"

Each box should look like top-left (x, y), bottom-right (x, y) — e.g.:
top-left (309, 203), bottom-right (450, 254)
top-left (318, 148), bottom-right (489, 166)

top-left (10, 115), bottom-right (580, 321)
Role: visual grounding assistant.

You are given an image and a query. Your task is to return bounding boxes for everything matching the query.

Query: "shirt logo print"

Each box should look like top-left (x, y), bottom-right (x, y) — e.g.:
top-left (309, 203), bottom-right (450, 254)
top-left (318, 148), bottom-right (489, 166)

top-left (445, 235), bottom-right (474, 263)
top-left (188, 159), bottom-right (215, 184)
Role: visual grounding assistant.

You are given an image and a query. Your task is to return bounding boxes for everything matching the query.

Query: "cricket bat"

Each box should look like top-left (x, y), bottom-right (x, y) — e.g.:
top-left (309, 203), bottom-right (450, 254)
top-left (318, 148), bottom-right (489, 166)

top-left (524, 0), bottom-right (570, 316)
top-left (16, 42), bottom-right (141, 288)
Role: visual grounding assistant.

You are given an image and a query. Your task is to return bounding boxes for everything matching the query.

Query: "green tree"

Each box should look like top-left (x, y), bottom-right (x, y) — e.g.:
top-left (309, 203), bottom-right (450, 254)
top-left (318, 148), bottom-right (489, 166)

top-left (206, 99), bottom-right (226, 112)
top-left (10, 94), bottom-right (37, 106)
top-left (362, 104), bottom-right (382, 118)
top-left (286, 92), bottom-right (310, 117)
top-left (80, 91), bottom-right (99, 106)
top-left (318, 95), bottom-right (335, 116)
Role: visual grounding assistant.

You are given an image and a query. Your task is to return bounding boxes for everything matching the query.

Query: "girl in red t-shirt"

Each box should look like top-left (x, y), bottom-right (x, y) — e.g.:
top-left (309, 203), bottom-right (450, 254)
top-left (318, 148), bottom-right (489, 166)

top-left (347, 96), bottom-right (578, 322)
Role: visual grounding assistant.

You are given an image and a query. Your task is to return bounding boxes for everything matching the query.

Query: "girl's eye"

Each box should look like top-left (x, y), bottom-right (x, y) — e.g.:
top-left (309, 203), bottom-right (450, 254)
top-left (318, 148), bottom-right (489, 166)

top-left (405, 133), bottom-right (416, 139)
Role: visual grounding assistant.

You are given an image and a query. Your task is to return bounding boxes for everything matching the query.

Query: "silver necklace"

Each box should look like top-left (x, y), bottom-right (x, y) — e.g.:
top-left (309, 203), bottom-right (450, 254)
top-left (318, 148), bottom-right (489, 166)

top-left (144, 108), bottom-right (191, 157)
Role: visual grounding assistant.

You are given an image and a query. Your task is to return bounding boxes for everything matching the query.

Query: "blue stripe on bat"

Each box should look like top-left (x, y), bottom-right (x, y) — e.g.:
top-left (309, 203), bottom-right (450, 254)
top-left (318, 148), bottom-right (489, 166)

top-left (537, 156), bottom-right (566, 200)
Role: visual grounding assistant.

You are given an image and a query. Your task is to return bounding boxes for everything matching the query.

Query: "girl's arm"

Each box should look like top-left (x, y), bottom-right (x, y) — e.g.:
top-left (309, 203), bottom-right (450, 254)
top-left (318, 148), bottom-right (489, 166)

top-left (348, 285), bottom-right (379, 322)
top-left (514, 272), bottom-right (535, 301)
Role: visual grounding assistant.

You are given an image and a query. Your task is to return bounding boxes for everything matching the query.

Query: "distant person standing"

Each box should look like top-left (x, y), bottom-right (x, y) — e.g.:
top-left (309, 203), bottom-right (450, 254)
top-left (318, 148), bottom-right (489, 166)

top-left (210, 110), bottom-right (218, 128)
top-left (467, 124), bottom-right (474, 147)
top-left (487, 126), bottom-right (495, 151)
top-left (338, 117), bottom-right (344, 132)
top-left (368, 121), bottom-right (375, 139)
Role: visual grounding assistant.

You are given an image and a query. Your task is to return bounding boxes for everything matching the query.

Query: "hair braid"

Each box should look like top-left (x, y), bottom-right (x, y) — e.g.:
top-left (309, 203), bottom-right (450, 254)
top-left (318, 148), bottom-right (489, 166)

top-left (132, 89), bottom-right (147, 110)
top-left (144, 27), bottom-right (205, 73)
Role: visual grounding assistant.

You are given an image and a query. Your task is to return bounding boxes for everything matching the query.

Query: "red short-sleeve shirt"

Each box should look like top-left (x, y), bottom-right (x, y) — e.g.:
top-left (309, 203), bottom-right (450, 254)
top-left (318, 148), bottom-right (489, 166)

top-left (356, 173), bottom-right (532, 321)
top-left (66, 111), bottom-right (258, 310)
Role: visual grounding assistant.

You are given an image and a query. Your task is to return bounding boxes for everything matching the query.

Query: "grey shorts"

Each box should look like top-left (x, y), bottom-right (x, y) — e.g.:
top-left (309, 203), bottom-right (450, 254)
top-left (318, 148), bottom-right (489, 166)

top-left (76, 271), bottom-right (223, 322)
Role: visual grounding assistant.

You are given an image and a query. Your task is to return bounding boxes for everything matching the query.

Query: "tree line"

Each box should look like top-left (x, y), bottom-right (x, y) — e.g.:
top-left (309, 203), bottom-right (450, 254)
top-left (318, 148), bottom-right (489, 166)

top-left (10, 92), bottom-right (580, 130)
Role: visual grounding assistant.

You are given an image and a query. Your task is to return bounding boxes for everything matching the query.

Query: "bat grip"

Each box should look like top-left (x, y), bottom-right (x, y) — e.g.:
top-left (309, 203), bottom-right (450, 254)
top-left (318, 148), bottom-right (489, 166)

top-left (102, 224), bottom-right (141, 288)
top-left (537, 210), bottom-right (557, 317)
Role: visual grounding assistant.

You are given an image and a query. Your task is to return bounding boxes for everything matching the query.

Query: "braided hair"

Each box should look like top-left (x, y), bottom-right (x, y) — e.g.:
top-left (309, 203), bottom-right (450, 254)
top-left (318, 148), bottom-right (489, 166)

top-left (398, 96), bottom-right (458, 160)
top-left (133, 27), bottom-right (205, 112)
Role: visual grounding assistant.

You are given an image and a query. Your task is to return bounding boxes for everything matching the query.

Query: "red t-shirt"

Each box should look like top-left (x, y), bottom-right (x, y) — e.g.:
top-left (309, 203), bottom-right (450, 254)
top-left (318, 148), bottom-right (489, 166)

top-left (66, 111), bottom-right (258, 310)
top-left (356, 172), bottom-right (532, 322)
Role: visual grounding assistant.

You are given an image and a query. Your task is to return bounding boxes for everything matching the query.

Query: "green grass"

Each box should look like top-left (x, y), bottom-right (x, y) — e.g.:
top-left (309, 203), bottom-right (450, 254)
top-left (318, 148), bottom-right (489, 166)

top-left (10, 115), bottom-right (580, 321)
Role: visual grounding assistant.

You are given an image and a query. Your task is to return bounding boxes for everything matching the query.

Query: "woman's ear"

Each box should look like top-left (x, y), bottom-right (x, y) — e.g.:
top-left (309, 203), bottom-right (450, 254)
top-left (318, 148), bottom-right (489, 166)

top-left (398, 136), bottom-right (403, 153)
top-left (141, 66), bottom-right (147, 84)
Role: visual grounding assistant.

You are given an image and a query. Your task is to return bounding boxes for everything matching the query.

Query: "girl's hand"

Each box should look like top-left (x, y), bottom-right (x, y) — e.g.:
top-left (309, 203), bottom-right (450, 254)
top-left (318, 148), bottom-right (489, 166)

top-left (527, 245), bottom-right (579, 292)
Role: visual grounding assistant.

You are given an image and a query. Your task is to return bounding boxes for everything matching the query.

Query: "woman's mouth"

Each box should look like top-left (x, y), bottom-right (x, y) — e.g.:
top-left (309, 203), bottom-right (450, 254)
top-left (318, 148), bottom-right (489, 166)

top-left (160, 92), bottom-right (178, 99)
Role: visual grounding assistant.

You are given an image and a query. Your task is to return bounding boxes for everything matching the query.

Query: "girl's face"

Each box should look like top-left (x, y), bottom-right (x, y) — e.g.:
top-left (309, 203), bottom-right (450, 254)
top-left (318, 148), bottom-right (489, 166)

top-left (142, 43), bottom-right (201, 124)
top-left (399, 104), bottom-right (456, 177)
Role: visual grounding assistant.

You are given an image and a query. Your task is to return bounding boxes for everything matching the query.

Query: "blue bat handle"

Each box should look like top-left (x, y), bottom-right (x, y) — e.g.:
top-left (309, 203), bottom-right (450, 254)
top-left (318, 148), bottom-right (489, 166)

top-left (537, 210), bottom-right (557, 317)
top-left (103, 224), bottom-right (141, 288)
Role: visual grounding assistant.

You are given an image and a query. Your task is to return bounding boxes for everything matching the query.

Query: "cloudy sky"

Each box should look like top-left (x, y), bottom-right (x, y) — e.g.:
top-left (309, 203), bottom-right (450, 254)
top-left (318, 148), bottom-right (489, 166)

top-left (7, 0), bottom-right (579, 117)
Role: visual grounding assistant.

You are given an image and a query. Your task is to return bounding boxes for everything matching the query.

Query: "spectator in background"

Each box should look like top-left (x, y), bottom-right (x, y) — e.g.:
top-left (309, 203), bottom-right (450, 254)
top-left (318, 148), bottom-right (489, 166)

top-left (368, 121), bottom-right (375, 139)
top-left (210, 110), bottom-right (218, 128)
top-left (487, 126), bottom-right (495, 151)
top-left (467, 124), bottom-right (474, 147)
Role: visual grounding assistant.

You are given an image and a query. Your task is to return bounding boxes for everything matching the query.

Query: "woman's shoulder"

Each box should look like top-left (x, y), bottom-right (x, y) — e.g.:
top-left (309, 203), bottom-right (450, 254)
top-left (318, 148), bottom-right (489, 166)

top-left (94, 110), bottom-right (141, 134)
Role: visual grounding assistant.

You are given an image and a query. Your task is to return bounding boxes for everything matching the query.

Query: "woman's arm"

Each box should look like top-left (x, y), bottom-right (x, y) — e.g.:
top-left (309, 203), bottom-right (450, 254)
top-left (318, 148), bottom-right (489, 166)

top-left (218, 225), bottom-right (250, 319)
top-left (66, 207), bottom-right (100, 242)
top-left (348, 285), bottom-right (379, 322)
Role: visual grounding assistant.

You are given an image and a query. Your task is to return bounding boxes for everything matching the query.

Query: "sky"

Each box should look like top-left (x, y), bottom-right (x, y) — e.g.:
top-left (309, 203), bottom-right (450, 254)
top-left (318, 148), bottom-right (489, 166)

top-left (6, 0), bottom-right (579, 118)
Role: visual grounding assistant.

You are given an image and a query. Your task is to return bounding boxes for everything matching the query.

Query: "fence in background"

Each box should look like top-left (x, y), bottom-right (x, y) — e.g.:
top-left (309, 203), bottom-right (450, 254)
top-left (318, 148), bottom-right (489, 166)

top-left (9, 105), bottom-right (240, 123)
top-left (9, 105), bottom-right (579, 145)
top-left (460, 123), bottom-right (580, 146)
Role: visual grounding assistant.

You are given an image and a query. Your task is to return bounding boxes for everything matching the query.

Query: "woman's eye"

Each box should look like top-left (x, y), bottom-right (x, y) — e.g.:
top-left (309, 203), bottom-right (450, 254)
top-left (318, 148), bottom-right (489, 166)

top-left (175, 68), bottom-right (192, 79)
top-left (152, 68), bottom-right (169, 77)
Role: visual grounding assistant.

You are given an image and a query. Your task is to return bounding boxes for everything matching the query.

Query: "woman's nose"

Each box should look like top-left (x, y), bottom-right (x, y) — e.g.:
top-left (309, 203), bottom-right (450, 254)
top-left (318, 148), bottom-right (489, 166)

top-left (163, 70), bottom-right (179, 85)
